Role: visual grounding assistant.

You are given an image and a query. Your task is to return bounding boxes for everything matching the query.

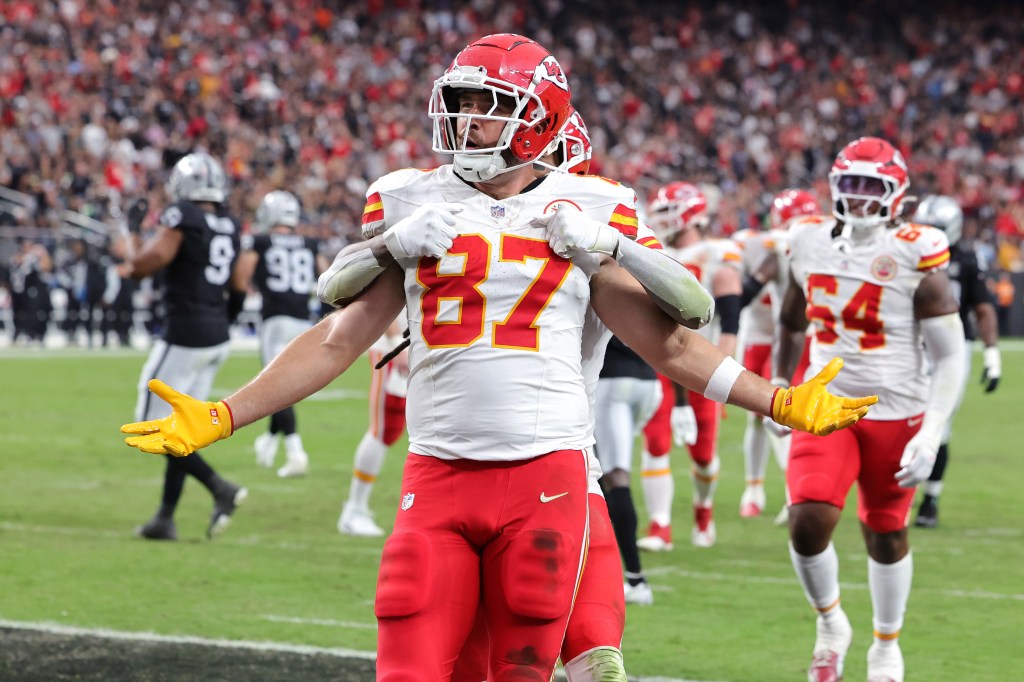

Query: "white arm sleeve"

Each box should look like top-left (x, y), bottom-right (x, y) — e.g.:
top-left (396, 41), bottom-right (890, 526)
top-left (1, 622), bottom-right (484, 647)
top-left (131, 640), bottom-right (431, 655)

top-left (317, 246), bottom-right (386, 308)
top-left (615, 236), bottom-right (714, 329)
top-left (918, 313), bottom-right (967, 441)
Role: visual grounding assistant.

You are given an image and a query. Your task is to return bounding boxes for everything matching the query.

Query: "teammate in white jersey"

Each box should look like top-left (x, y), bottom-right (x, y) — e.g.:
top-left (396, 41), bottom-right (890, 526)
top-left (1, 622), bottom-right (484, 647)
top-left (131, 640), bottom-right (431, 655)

top-left (122, 35), bottom-right (876, 682)
top-left (640, 181), bottom-right (743, 549)
top-left (734, 189), bottom-right (822, 522)
top-left (774, 138), bottom-right (965, 682)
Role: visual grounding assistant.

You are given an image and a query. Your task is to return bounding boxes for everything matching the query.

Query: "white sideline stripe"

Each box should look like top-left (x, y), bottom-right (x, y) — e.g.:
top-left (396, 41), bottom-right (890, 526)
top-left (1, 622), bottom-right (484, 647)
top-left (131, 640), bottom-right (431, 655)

top-left (0, 619), bottom-right (717, 682)
top-left (644, 567), bottom-right (1024, 602)
top-left (261, 615), bottom-right (377, 629)
top-left (0, 619), bottom-right (376, 660)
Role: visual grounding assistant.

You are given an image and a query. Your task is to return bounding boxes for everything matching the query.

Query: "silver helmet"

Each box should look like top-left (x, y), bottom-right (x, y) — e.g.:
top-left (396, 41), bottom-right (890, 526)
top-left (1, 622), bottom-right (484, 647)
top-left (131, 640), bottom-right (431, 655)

top-left (253, 190), bottom-right (301, 233)
top-left (912, 195), bottom-right (963, 245)
top-left (166, 153), bottom-right (227, 204)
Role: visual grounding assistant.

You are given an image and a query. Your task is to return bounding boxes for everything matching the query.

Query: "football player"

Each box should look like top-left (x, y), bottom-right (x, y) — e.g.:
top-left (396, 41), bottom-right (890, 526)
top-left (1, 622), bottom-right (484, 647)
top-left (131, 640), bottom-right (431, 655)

top-left (123, 35), bottom-right (874, 681)
top-left (909, 195), bottom-right (1001, 528)
top-left (734, 189), bottom-right (821, 522)
top-left (232, 190), bottom-right (327, 478)
top-left (775, 138), bottom-right (965, 682)
top-left (639, 181), bottom-right (743, 549)
top-left (120, 152), bottom-right (248, 540)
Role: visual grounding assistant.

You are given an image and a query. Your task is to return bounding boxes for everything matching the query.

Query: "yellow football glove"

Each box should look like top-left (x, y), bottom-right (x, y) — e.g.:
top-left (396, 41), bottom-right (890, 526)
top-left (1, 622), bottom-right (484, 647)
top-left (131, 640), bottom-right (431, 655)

top-left (121, 380), bottom-right (233, 457)
top-left (771, 357), bottom-right (878, 436)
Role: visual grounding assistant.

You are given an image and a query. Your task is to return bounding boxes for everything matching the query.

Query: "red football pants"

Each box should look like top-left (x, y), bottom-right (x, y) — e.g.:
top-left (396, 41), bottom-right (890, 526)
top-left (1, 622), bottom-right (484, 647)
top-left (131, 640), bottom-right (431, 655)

top-left (375, 450), bottom-right (589, 681)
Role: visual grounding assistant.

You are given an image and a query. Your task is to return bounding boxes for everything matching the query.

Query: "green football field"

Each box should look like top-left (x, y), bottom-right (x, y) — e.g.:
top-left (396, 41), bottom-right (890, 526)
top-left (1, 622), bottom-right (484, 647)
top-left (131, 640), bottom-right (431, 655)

top-left (0, 345), bottom-right (1021, 681)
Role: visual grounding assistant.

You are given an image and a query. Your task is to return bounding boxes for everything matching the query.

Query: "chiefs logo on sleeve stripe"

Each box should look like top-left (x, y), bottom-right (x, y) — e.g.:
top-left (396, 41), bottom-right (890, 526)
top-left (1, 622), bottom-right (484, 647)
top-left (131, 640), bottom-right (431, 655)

top-left (362, 192), bottom-right (384, 225)
top-left (608, 204), bottom-right (639, 239)
top-left (917, 248), bottom-right (950, 271)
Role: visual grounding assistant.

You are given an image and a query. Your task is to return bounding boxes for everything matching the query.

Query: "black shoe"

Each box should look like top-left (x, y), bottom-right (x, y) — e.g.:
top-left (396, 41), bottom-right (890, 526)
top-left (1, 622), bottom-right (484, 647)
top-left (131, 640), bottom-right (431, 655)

top-left (136, 516), bottom-right (177, 541)
top-left (208, 483), bottom-right (248, 539)
top-left (914, 495), bottom-right (939, 529)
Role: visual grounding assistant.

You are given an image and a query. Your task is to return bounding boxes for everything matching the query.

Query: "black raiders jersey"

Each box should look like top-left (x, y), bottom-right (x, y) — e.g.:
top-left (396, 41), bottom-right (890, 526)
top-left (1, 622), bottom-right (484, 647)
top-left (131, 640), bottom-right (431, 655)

top-left (948, 241), bottom-right (995, 341)
top-left (599, 335), bottom-right (656, 380)
top-left (243, 233), bottom-right (320, 320)
top-left (158, 201), bottom-right (241, 347)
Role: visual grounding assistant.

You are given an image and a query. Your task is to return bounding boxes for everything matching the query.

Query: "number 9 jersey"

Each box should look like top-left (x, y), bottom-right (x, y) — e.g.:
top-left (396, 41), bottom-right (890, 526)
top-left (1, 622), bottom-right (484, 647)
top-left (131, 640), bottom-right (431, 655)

top-left (787, 216), bottom-right (950, 420)
top-left (364, 165), bottom-right (644, 461)
top-left (159, 201), bottom-right (241, 347)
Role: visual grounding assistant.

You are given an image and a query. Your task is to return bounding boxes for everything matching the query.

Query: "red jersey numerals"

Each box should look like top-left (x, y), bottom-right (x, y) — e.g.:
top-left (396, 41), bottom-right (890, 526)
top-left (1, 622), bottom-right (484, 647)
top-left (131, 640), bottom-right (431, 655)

top-left (416, 233), bottom-right (571, 351)
top-left (806, 274), bottom-right (885, 350)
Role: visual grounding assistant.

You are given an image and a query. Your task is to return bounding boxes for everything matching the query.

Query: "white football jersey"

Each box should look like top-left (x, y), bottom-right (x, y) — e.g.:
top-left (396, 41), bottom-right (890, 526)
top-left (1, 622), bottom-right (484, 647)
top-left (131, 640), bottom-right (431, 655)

top-left (788, 217), bottom-right (951, 420)
top-left (667, 238), bottom-right (743, 343)
top-left (732, 228), bottom-right (775, 346)
top-left (364, 165), bottom-right (645, 461)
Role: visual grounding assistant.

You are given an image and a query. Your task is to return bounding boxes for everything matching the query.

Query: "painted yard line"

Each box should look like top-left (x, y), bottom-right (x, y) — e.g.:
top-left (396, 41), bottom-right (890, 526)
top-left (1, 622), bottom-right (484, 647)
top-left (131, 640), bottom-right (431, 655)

top-left (260, 614), bottom-right (377, 629)
top-left (0, 619), bottom-right (722, 682)
top-left (644, 566), bottom-right (1024, 602)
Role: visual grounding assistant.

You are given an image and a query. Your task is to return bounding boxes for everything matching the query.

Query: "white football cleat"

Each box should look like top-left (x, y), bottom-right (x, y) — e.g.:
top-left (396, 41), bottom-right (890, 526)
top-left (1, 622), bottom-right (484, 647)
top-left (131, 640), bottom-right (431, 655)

top-left (807, 610), bottom-right (853, 682)
top-left (338, 502), bottom-right (385, 537)
top-left (254, 432), bottom-right (280, 468)
top-left (866, 641), bottom-right (904, 682)
top-left (623, 581), bottom-right (654, 606)
top-left (277, 434), bottom-right (309, 478)
top-left (739, 485), bottom-right (766, 518)
top-left (277, 455), bottom-right (309, 478)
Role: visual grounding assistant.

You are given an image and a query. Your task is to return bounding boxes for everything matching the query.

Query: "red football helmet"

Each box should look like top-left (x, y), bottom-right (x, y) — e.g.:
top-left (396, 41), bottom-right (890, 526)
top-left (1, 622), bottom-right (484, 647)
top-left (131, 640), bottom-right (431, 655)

top-left (828, 137), bottom-right (909, 229)
top-left (428, 34), bottom-right (572, 182)
top-left (646, 181), bottom-right (710, 241)
top-left (769, 188), bottom-right (821, 230)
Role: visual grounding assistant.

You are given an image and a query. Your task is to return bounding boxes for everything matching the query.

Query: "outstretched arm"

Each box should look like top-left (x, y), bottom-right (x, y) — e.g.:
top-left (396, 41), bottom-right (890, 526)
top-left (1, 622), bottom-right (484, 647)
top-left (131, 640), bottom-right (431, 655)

top-left (123, 266), bottom-right (406, 456)
top-left (590, 261), bottom-right (875, 435)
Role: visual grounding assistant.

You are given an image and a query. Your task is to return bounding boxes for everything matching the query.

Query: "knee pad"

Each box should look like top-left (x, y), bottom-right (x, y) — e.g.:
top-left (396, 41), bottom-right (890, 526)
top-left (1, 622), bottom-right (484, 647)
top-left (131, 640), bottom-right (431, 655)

top-left (790, 472), bottom-right (839, 507)
top-left (382, 394), bottom-right (407, 446)
top-left (643, 430), bottom-right (671, 458)
top-left (375, 532), bottom-right (431, 619)
top-left (502, 529), bottom-right (573, 621)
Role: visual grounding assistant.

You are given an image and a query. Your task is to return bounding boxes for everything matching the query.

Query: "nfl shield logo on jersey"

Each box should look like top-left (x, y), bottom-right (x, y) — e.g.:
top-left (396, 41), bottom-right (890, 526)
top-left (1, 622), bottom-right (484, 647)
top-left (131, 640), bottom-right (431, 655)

top-left (490, 205), bottom-right (505, 219)
top-left (401, 492), bottom-right (415, 511)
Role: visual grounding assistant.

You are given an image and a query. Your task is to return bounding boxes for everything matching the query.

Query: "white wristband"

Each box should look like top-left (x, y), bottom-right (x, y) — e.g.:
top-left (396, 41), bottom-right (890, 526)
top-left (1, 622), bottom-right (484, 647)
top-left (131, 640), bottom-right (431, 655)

top-left (704, 356), bottom-right (744, 403)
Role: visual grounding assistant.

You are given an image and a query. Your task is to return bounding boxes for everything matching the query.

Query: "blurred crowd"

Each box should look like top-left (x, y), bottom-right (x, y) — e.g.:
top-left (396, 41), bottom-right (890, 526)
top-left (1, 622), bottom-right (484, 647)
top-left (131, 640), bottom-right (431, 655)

top-left (2, 0), bottom-right (1024, 343)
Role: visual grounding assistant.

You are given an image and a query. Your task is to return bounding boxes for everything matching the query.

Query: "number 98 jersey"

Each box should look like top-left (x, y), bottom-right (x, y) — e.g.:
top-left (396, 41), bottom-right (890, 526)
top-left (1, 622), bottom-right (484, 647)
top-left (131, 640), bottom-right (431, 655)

top-left (159, 201), bottom-right (241, 347)
top-left (788, 217), bottom-right (951, 420)
top-left (366, 165), bottom-right (644, 461)
top-left (242, 233), bottom-right (320, 320)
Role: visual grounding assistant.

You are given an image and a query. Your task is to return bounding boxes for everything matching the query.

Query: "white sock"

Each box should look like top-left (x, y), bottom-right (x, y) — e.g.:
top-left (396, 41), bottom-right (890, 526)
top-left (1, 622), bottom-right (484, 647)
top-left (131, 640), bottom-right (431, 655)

top-left (869, 552), bottom-right (912, 641)
top-left (563, 646), bottom-right (624, 682)
top-left (789, 542), bottom-right (841, 613)
top-left (692, 455), bottom-right (720, 508)
top-left (743, 413), bottom-right (769, 485)
top-left (768, 430), bottom-right (790, 473)
top-left (641, 451), bottom-right (674, 527)
top-left (923, 481), bottom-right (943, 498)
top-left (349, 432), bottom-right (387, 509)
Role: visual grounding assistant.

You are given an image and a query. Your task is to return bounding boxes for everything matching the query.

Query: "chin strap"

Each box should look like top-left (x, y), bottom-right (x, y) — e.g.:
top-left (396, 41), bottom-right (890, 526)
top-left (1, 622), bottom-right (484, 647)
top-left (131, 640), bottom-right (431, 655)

top-left (453, 152), bottom-right (507, 182)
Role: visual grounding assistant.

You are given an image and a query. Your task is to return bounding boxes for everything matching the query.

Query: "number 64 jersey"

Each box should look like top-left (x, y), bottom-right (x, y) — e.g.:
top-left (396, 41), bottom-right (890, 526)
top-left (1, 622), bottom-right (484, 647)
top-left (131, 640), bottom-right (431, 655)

top-left (363, 165), bottom-right (646, 462)
top-left (787, 217), bottom-right (951, 420)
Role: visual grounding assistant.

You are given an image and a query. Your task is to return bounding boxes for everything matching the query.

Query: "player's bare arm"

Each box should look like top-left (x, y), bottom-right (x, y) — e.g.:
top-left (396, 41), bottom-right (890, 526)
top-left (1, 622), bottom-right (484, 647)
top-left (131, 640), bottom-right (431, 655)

top-left (122, 267), bottom-right (406, 456)
top-left (712, 262), bottom-right (742, 357)
top-left (123, 227), bottom-right (184, 279)
top-left (230, 249), bottom-right (259, 291)
top-left (773, 268), bottom-right (809, 384)
top-left (590, 261), bottom-right (875, 435)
